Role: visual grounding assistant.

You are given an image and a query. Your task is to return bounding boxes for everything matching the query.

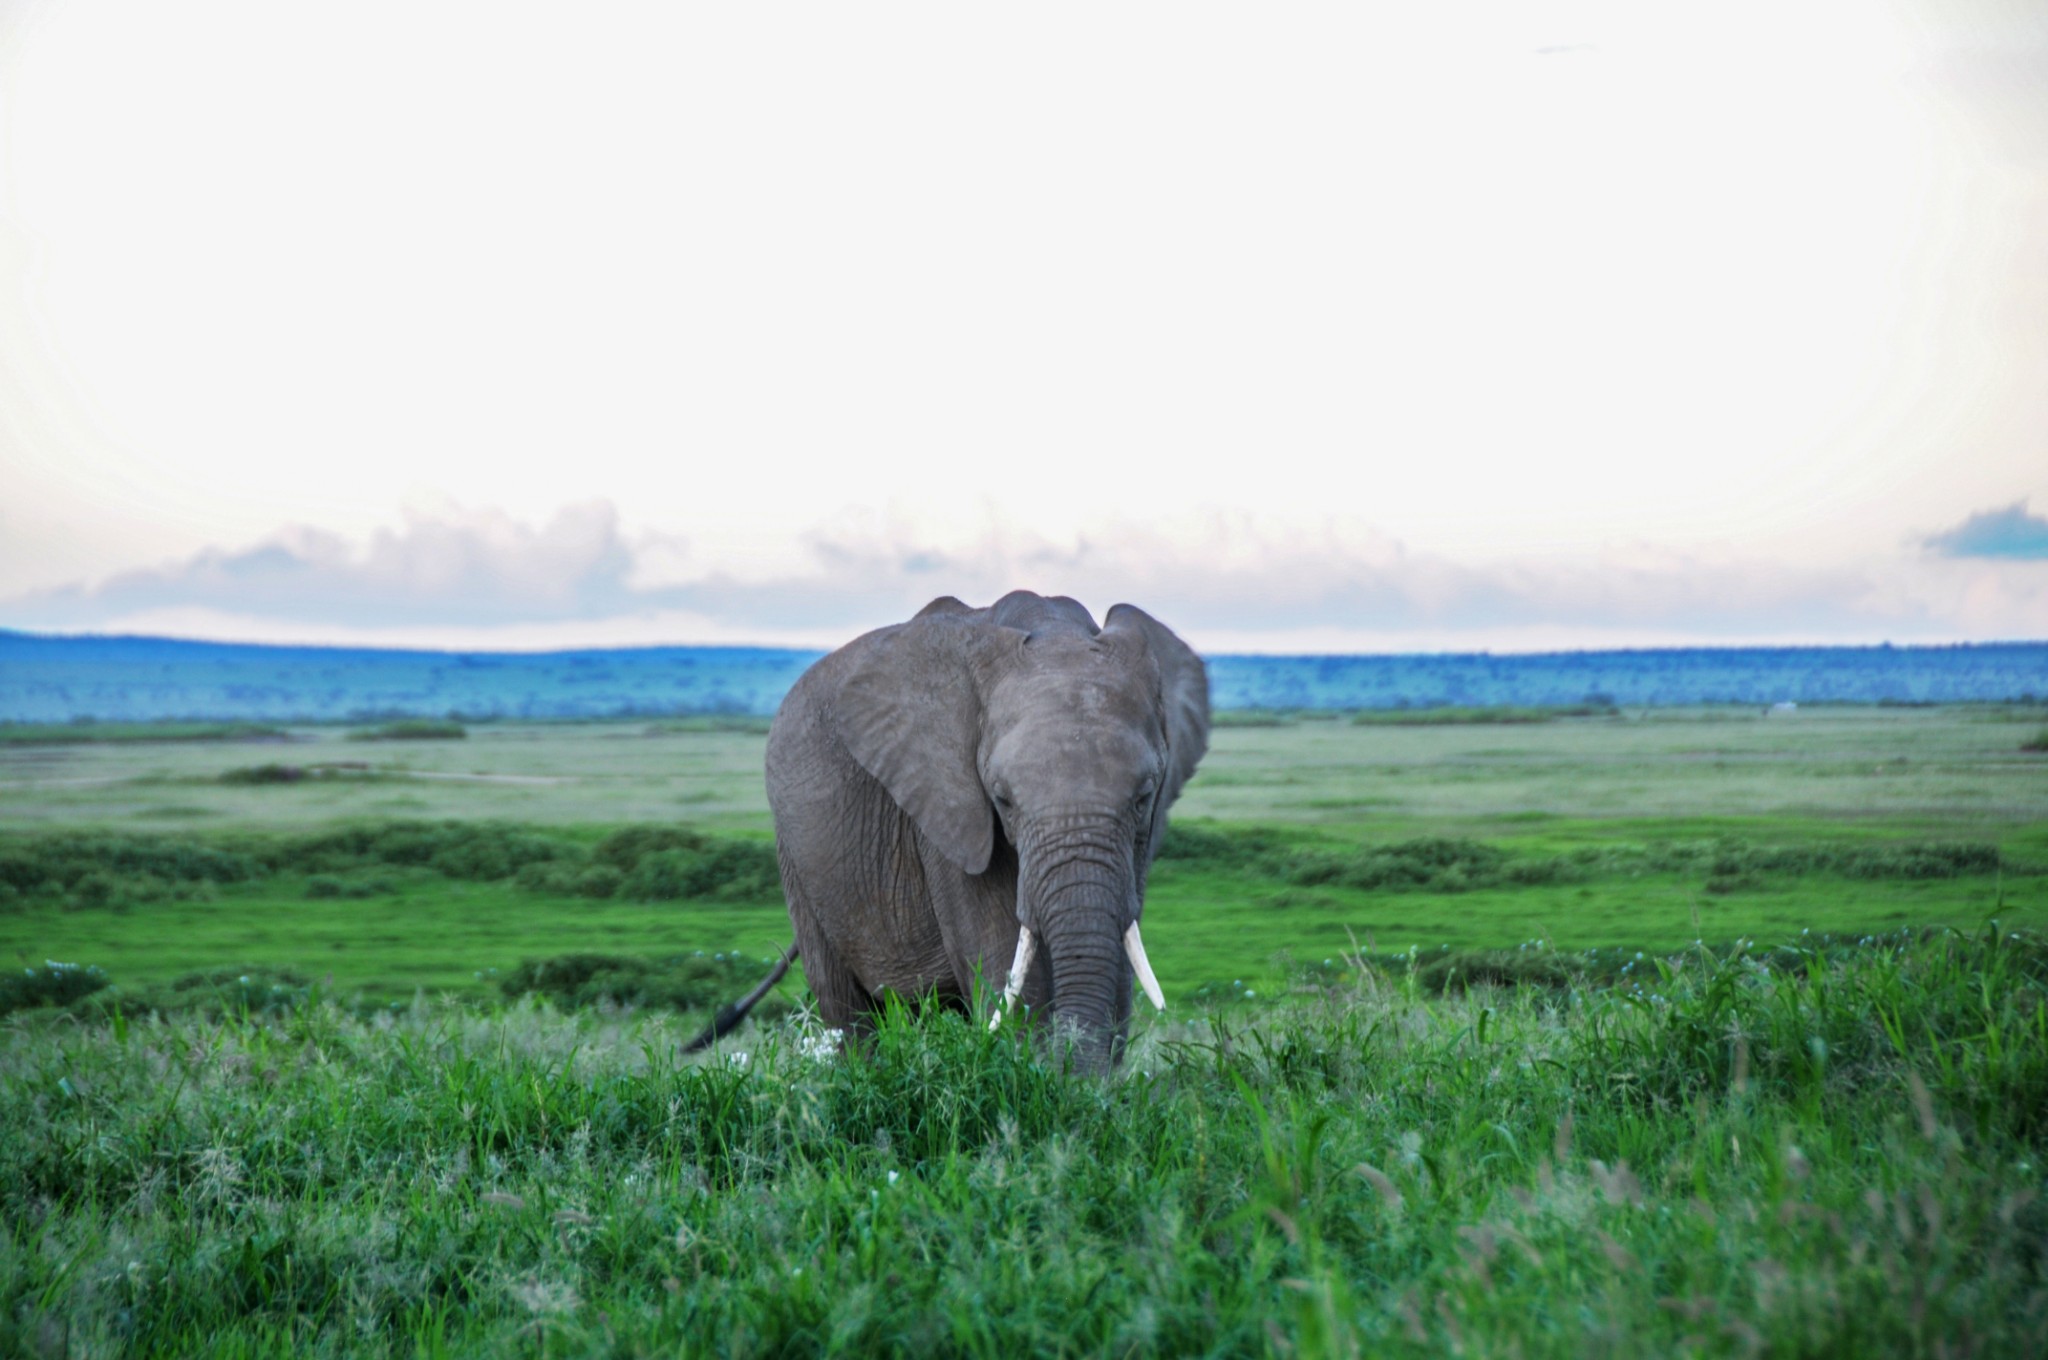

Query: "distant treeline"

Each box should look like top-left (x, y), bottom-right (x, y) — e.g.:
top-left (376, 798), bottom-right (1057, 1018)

top-left (2, 629), bottom-right (2044, 723)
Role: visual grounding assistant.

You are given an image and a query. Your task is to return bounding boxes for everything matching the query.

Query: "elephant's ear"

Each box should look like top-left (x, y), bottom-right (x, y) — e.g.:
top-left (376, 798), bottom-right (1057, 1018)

top-left (833, 612), bottom-right (1019, 876)
top-left (1102, 604), bottom-right (1210, 804)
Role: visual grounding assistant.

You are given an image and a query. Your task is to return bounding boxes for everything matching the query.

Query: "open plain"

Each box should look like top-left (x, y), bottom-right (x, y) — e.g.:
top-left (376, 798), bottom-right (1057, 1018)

top-left (3, 704), bottom-right (2045, 1355)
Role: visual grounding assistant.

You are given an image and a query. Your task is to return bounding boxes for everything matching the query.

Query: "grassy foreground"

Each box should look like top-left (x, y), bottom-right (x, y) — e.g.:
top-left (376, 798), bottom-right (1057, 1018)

top-left (4, 927), bottom-right (2045, 1357)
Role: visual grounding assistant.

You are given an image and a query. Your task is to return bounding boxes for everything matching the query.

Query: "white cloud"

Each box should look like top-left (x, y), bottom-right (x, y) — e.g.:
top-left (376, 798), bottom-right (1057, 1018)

top-left (7, 501), bottom-right (2043, 652)
top-left (7, 502), bottom-right (672, 629)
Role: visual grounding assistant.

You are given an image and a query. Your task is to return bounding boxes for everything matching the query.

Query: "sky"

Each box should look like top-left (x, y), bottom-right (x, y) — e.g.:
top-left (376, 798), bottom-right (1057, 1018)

top-left (2, 0), bottom-right (2044, 655)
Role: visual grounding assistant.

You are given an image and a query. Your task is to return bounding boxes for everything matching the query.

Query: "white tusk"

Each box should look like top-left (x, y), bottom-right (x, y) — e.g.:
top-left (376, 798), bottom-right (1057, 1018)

top-left (989, 925), bottom-right (1035, 1030)
top-left (1125, 920), bottom-right (1166, 1012)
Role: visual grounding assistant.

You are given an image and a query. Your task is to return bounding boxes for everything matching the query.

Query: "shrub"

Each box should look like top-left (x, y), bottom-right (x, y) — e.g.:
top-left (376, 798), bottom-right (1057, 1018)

top-left (0, 961), bottom-right (111, 1015)
top-left (513, 859), bottom-right (625, 899)
top-left (575, 865), bottom-right (626, 899)
top-left (498, 950), bottom-right (790, 1017)
top-left (1291, 837), bottom-right (1511, 892)
top-left (619, 842), bottom-right (779, 902)
top-left (218, 763), bottom-right (305, 784)
top-left (69, 870), bottom-right (187, 909)
top-left (2021, 728), bottom-right (2048, 753)
top-left (303, 874), bottom-right (386, 900)
top-left (283, 821), bottom-right (566, 881)
top-left (1155, 822), bottom-right (1293, 870)
top-left (71, 967), bottom-right (314, 1019)
top-left (514, 861), bottom-right (580, 894)
top-left (1412, 948), bottom-right (1582, 994)
top-left (346, 720), bottom-right (467, 741)
top-left (592, 824), bottom-right (710, 872)
top-left (0, 834), bottom-right (253, 911)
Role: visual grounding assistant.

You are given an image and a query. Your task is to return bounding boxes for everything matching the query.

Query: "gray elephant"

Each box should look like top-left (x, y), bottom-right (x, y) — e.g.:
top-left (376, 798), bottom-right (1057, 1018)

top-left (688, 590), bottom-right (1208, 1072)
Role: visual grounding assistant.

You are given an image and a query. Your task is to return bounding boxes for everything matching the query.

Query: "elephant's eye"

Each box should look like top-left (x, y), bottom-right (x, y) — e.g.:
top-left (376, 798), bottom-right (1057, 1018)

top-left (992, 789), bottom-right (1014, 811)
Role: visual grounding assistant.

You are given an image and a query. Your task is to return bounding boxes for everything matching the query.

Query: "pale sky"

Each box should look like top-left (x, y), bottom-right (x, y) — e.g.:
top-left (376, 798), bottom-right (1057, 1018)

top-left (2, 0), bottom-right (2044, 653)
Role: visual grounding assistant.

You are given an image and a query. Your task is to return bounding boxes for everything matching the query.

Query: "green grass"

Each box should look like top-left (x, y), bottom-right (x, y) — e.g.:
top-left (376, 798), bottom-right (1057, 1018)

top-left (4, 818), bottom-right (2038, 1010)
top-left (5, 706), bottom-right (2048, 1353)
top-left (0, 821), bottom-right (791, 1006)
top-left (3, 926), bottom-right (2044, 1356)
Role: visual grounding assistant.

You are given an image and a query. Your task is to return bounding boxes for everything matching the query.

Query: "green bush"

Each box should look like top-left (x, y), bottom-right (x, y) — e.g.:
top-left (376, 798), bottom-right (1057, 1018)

top-left (346, 720), bottom-right (466, 741)
top-left (592, 824), bottom-right (710, 871)
top-left (0, 960), bottom-right (111, 1014)
top-left (575, 865), bottom-right (626, 899)
top-left (303, 874), bottom-right (386, 900)
top-left (512, 860), bottom-right (625, 899)
top-left (498, 950), bottom-right (790, 1018)
top-left (70, 966), bottom-right (314, 1020)
top-left (0, 833), bottom-right (257, 901)
top-left (1411, 948), bottom-right (1583, 994)
top-left (218, 763), bottom-right (306, 785)
top-left (513, 861), bottom-right (575, 894)
top-left (1154, 825), bottom-right (2005, 896)
top-left (1289, 837), bottom-right (1512, 892)
top-left (1155, 822), bottom-right (1294, 870)
top-left (1680, 839), bottom-right (2002, 883)
top-left (619, 842), bottom-right (779, 901)
top-left (282, 821), bottom-right (566, 881)
top-left (70, 870), bottom-right (185, 909)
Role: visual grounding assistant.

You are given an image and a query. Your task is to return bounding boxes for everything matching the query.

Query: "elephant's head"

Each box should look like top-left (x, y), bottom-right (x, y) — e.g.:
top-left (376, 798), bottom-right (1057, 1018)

top-left (834, 591), bottom-right (1208, 1072)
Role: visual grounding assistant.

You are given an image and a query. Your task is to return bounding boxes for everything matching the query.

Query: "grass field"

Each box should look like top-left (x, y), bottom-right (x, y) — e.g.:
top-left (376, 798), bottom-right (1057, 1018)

top-left (3, 705), bottom-right (2046, 1355)
top-left (4, 706), bottom-right (2042, 1004)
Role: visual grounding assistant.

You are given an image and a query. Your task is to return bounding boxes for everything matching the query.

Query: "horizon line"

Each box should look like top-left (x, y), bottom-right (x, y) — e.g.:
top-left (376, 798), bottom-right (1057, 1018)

top-left (6, 624), bottom-right (2046, 663)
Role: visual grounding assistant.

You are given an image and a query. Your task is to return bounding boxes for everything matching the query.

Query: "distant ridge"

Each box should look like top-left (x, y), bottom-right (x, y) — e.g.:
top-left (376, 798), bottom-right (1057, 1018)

top-left (1, 630), bottom-right (2044, 724)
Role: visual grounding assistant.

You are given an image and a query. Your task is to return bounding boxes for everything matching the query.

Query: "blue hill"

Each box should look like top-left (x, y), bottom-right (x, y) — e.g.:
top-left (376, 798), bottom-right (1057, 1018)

top-left (1, 631), bottom-right (2043, 723)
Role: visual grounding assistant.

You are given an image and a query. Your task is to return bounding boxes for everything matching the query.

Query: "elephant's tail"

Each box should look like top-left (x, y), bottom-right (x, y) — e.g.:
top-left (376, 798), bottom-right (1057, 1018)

top-left (681, 943), bottom-right (800, 1054)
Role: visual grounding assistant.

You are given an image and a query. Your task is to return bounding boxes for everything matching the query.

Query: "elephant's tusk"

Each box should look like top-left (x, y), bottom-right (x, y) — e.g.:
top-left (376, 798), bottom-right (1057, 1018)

top-left (1125, 921), bottom-right (1166, 1012)
top-left (989, 925), bottom-right (1036, 1030)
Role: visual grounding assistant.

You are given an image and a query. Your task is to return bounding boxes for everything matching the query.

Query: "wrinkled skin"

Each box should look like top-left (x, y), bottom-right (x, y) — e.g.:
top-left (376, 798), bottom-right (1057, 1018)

top-left (765, 591), bottom-right (1208, 1073)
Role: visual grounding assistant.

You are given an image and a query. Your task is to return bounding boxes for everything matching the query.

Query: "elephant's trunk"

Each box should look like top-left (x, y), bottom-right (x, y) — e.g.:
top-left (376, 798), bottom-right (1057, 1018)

top-left (1017, 819), bottom-right (1138, 1074)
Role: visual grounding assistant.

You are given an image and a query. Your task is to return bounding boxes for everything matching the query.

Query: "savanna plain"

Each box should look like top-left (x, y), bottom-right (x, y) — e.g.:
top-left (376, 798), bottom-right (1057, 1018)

top-left (3, 705), bottom-right (2046, 1356)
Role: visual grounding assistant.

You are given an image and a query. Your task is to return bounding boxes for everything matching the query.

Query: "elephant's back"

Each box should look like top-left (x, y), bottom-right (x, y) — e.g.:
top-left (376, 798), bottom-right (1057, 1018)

top-left (766, 624), bottom-right (895, 777)
top-left (763, 623), bottom-right (904, 824)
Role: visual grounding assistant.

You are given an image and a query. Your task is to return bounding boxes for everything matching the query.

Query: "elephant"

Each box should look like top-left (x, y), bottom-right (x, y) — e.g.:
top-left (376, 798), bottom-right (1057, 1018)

top-left (686, 590), bottom-right (1208, 1073)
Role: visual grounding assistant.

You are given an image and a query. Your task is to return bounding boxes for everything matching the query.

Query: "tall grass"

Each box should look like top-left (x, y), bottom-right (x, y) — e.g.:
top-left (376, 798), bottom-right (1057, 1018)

top-left (3, 927), bottom-right (2042, 1356)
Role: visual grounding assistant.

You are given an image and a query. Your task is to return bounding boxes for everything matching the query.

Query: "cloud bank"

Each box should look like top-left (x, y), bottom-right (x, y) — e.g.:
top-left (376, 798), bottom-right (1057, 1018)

top-left (5, 501), bottom-right (2045, 652)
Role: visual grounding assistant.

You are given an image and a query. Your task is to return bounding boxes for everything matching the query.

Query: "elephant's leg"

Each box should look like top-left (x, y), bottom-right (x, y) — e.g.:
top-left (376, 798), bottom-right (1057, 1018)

top-left (782, 861), bottom-right (876, 1038)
